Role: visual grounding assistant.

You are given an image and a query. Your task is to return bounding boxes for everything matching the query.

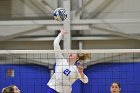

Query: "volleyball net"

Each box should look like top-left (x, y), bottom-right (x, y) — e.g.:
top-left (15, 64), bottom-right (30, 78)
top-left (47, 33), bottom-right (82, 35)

top-left (0, 49), bottom-right (140, 93)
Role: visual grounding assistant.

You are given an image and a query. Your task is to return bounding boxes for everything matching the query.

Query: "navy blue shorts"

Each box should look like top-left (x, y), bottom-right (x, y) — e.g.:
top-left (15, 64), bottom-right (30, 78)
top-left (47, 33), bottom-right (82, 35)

top-left (47, 88), bottom-right (59, 93)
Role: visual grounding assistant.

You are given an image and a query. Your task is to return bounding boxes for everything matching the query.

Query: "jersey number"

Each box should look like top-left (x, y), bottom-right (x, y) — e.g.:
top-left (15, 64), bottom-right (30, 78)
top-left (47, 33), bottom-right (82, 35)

top-left (63, 69), bottom-right (71, 76)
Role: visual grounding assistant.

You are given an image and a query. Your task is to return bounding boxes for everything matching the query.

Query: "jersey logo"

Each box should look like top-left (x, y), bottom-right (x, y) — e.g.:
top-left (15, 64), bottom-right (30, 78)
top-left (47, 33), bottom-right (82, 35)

top-left (63, 69), bottom-right (71, 76)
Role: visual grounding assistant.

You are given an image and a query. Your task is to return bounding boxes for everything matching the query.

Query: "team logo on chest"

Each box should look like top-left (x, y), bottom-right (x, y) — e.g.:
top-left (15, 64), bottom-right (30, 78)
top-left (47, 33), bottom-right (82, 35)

top-left (63, 69), bottom-right (71, 76)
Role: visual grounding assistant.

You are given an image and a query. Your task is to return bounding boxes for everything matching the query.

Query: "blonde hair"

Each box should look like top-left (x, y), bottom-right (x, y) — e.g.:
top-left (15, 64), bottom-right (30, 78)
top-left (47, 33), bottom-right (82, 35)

top-left (77, 53), bottom-right (90, 61)
top-left (2, 85), bottom-right (14, 93)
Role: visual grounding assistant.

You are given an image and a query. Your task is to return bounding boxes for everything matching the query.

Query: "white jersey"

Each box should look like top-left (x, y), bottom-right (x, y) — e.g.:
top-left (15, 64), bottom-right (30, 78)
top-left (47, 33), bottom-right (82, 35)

top-left (47, 33), bottom-right (88, 93)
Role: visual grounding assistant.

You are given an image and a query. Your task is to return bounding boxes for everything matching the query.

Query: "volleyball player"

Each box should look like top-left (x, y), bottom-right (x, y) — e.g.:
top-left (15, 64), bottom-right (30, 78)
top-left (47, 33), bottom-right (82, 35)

top-left (1, 85), bottom-right (20, 93)
top-left (110, 82), bottom-right (121, 93)
top-left (47, 28), bottom-right (90, 93)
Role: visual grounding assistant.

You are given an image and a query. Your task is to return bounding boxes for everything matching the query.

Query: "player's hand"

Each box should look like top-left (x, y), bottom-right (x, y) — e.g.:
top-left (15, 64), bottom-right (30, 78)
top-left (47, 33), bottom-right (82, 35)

top-left (60, 28), bottom-right (67, 36)
top-left (77, 65), bottom-right (84, 74)
top-left (77, 65), bottom-right (84, 78)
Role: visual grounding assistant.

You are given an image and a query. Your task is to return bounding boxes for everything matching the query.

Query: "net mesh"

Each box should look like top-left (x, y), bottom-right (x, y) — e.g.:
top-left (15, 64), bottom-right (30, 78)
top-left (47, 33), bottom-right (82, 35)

top-left (0, 49), bottom-right (140, 93)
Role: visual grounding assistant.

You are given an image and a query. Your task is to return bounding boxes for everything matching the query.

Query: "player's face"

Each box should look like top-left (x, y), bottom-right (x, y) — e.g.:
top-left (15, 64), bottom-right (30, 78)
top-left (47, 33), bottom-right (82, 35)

top-left (13, 86), bottom-right (20, 93)
top-left (68, 53), bottom-right (78, 62)
top-left (110, 83), bottom-right (120, 93)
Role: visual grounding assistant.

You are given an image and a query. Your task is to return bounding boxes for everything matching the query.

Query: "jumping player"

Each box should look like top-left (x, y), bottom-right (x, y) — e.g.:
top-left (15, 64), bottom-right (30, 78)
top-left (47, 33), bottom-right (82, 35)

top-left (47, 28), bottom-right (90, 93)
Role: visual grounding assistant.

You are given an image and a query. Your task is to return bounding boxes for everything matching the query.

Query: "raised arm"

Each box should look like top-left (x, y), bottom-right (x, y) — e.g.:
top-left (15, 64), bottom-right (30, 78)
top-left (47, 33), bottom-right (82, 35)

top-left (53, 32), bottom-right (63, 50)
top-left (53, 28), bottom-right (67, 62)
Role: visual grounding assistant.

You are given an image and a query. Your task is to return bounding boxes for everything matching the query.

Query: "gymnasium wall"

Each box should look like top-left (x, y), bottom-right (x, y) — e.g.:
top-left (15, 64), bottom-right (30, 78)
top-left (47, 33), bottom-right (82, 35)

top-left (0, 64), bottom-right (50, 93)
top-left (83, 63), bottom-right (140, 93)
top-left (0, 63), bottom-right (139, 93)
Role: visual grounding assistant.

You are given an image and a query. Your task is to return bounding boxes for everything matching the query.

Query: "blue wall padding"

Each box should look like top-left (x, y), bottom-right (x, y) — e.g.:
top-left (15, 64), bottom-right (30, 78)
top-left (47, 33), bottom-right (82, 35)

top-left (0, 64), bottom-right (50, 93)
top-left (0, 62), bottom-right (140, 93)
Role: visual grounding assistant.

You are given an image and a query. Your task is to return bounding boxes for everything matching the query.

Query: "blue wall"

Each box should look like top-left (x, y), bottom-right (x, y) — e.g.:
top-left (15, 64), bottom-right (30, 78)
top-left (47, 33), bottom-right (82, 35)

top-left (72, 80), bottom-right (82, 93)
top-left (1, 63), bottom-right (140, 93)
top-left (0, 64), bottom-right (50, 93)
top-left (83, 63), bottom-right (140, 93)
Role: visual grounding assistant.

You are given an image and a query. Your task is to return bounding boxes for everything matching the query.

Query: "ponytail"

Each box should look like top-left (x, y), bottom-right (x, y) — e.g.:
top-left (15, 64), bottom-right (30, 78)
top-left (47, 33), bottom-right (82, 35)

top-left (77, 53), bottom-right (90, 61)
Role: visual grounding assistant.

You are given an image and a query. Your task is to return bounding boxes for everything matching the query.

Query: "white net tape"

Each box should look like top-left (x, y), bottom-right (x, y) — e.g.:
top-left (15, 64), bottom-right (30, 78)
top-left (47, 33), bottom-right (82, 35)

top-left (0, 49), bottom-right (140, 54)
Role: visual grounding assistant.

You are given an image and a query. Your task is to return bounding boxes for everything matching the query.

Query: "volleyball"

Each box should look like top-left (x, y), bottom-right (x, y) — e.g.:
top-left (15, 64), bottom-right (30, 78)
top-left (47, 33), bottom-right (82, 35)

top-left (53, 8), bottom-right (67, 22)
